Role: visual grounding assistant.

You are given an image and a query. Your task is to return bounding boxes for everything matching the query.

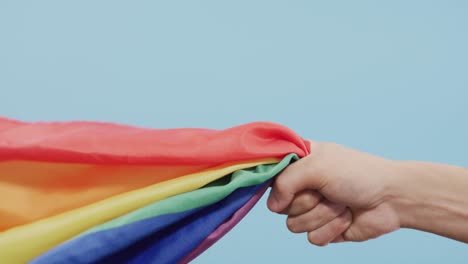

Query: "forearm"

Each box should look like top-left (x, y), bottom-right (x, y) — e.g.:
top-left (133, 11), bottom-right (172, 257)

top-left (388, 161), bottom-right (468, 242)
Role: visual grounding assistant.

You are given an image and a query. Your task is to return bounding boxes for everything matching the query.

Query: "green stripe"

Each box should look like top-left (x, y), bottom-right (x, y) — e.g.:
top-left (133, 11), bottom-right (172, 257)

top-left (84, 153), bottom-right (298, 234)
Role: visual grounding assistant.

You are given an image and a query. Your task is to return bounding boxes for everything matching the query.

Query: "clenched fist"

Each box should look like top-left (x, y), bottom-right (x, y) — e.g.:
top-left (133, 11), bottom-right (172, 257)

top-left (267, 142), bottom-right (468, 245)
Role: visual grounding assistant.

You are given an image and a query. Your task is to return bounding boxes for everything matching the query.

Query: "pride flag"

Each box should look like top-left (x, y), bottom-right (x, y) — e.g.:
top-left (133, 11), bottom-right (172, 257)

top-left (0, 118), bottom-right (310, 263)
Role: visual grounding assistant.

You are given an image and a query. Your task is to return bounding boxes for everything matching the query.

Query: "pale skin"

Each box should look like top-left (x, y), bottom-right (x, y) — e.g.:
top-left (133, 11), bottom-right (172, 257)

top-left (267, 142), bottom-right (468, 246)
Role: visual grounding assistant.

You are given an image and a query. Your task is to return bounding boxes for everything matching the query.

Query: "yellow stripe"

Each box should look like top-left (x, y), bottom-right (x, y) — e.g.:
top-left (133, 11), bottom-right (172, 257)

top-left (0, 158), bottom-right (278, 263)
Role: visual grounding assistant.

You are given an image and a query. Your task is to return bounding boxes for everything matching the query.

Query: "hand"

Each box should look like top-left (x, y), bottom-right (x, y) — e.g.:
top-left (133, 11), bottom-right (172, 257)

top-left (267, 142), bottom-right (402, 246)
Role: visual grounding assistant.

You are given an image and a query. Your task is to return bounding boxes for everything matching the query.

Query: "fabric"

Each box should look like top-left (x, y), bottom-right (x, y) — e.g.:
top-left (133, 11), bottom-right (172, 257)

top-left (33, 184), bottom-right (266, 264)
top-left (0, 118), bottom-right (309, 229)
top-left (100, 184), bottom-right (265, 264)
top-left (0, 117), bottom-right (311, 263)
top-left (0, 160), bottom-right (274, 263)
top-left (0, 118), bottom-right (309, 164)
top-left (30, 155), bottom-right (297, 264)
top-left (0, 161), bottom-right (211, 230)
top-left (180, 181), bottom-right (271, 264)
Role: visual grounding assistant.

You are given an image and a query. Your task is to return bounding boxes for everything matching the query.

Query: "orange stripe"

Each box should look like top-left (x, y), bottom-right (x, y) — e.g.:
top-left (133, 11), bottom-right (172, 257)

top-left (0, 161), bottom-right (210, 231)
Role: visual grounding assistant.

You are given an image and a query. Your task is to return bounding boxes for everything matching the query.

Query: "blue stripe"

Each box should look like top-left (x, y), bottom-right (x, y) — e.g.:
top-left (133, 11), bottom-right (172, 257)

top-left (30, 183), bottom-right (264, 264)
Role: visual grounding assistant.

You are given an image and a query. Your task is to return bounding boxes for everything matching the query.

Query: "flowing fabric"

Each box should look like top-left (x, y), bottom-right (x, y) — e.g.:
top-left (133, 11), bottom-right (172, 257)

top-left (0, 117), bottom-right (310, 263)
top-left (0, 160), bottom-right (275, 262)
top-left (180, 182), bottom-right (271, 264)
top-left (89, 184), bottom-right (265, 264)
top-left (33, 184), bottom-right (266, 264)
top-left (30, 155), bottom-right (296, 263)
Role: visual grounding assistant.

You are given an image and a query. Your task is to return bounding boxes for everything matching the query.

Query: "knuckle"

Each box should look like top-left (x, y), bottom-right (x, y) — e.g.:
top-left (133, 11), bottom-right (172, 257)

top-left (342, 210), bottom-right (353, 224)
top-left (290, 192), bottom-right (322, 215)
top-left (304, 191), bottom-right (321, 205)
top-left (324, 201), bottom-right (345, 216)
top-left (292, 194), bottom-right (312, 211)
top-left (274, 175), bottom-right (289, 192)
top-left (330, 221), bottom-right (345, 235)
top-left (293, 198), bottom-right (308, 211)
top-left (343, 227), bottom-right (364, 242)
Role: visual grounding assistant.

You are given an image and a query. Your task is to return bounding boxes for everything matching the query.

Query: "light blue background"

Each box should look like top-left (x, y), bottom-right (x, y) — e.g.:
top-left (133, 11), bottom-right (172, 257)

top-left (1, 1), bottom-right (467, 263)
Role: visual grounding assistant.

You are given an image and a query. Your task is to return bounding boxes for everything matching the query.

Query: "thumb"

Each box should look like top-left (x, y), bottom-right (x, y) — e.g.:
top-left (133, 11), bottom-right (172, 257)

top-left (267, 155), bottom-right (324, 213)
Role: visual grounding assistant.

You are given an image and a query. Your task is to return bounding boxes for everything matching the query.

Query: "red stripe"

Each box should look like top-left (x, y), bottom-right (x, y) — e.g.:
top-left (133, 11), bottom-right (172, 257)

top-left (0, 117), bottom-right (310, 165)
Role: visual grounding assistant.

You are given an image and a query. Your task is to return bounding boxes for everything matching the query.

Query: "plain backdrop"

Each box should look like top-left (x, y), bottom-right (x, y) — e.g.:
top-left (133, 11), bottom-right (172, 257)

top-left (1, 1), bottom-right (467, 263)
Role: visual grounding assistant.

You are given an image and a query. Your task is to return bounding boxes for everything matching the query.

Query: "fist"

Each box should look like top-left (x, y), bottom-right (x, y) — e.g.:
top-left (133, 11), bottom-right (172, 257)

top-left (267, 142), bottom-right (402, 245)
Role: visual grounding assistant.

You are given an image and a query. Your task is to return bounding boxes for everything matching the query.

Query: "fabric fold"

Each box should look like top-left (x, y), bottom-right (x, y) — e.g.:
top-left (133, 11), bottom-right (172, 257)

top-left (30, 154), bottom-right (297, 264)
top-left (0, 118), bottom-right (309, 230)
top-left (0, 118), bottom-right (310, 165)
top-left (180, 182), bottom-right (271, 264)
top-left (0, 117), bottom-right (311, 263)
top-left (0, 160), bottom-right (275, 263)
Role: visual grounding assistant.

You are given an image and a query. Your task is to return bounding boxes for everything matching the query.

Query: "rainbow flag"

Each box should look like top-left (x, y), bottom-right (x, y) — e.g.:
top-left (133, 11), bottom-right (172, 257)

top-left (0, 118), bottom-right (310, 263)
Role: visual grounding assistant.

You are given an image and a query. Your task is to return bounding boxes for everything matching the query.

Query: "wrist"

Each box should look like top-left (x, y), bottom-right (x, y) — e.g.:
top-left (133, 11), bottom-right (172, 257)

top-left (384, 160), bottom-right (468, 242)
top-left (384, 161), bottom-right (424, 229)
